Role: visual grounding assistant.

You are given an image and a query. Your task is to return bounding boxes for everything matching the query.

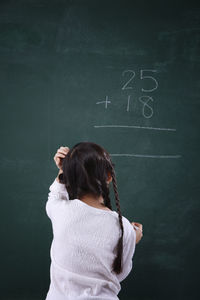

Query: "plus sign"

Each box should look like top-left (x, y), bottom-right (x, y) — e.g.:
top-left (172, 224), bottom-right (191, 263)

top-left (96, 95), bottom-right (111, 109)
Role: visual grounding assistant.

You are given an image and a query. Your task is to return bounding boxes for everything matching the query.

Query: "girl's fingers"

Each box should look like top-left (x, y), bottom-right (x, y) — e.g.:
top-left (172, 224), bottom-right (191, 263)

top-left (132, 222), bottom-right (143, 231)
top-left (58, 147), bottom-right (69, 155)
top-left (56, 153), bottom-right (65, 158)
top-left (57, 150), bottom-right (68, 155)
top-left (54, 146), bottom-right (69, 162)
top-left (60, 146), bottom-right (69, 151)
top-left (134, 222), bottom-right (142, 228)
top-left (54, 154), bottom-right (65, 161)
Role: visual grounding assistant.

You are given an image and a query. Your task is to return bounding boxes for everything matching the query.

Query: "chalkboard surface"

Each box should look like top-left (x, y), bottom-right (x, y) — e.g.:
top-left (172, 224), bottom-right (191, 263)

top-left (0, 1), bottom-right (199, 299)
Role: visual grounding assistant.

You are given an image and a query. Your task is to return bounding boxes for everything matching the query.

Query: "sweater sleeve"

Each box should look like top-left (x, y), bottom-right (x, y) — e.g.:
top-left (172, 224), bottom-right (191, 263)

top-left (45, 178), bottom-right (69, 219)
top-left (115, 219), bottom-right (137, 282)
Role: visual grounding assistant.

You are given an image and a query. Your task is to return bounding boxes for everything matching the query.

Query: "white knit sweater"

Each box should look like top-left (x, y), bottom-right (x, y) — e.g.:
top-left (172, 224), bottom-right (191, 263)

top-left (45, 178), bottom-right (136, 300)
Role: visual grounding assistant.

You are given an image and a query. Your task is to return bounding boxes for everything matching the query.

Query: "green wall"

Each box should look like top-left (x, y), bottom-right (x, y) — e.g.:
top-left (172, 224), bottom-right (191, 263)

top-left (0, 0), bottom-right (199, 299)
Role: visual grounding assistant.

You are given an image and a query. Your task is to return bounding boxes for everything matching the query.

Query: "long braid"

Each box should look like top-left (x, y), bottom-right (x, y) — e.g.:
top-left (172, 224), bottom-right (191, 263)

top-left (110, 165), bottom-right (124, 274)
top-left (101, 180), bottom-right (113, 210)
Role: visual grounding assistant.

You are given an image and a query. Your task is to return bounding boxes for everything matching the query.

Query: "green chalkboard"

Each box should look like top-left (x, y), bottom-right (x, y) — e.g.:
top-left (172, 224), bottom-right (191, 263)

top-left (0, 0), bottom-right (199, 299)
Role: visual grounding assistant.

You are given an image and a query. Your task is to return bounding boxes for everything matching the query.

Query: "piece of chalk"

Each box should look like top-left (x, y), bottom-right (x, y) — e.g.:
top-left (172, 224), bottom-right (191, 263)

top-left (133, 225), bottom-right (139, 230)
top-left (133, 225), bottom-right (142, 232)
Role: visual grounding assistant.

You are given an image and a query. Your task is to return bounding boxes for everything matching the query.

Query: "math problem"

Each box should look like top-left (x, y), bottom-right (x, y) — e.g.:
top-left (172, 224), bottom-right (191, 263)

top-left (96, 69), bottom-right (158, 119)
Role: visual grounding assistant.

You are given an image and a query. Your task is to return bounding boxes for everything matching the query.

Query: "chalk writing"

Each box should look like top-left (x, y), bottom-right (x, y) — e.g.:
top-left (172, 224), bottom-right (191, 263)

top-left (96, 69), bottom-right (158, 119)
top-left (110, 153), bottom-right (181, 158)
top-left (94, 125), bottom-right (176, 131)
top-left (94, 69), bottom-right (181, 159)
top-left (139, 96), bottom-right (154, 118)
top-left (140, 69), bottom-right (158, 92)
top-left (96, 95), bottom-right (111, 109)
top-left (122, 70), bottom-right (135, 90)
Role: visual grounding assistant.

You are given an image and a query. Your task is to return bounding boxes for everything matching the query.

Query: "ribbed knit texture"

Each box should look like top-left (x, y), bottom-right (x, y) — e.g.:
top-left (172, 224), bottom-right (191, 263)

top-left (45, 178), bottom-right (136, 300)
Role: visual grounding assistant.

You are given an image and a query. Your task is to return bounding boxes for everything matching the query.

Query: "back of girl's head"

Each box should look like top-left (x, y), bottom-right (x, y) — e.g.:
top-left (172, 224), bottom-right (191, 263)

top-left (59, 142), bottom-right (114, 201)
top-left (59, 141), bottom-right (124, 275)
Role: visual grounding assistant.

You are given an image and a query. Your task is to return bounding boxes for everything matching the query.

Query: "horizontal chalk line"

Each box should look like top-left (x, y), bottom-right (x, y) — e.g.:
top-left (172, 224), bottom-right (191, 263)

top-left (94, 125), bottom-right (176, 131)
top-left (110, 154), bottom-right (182, 158)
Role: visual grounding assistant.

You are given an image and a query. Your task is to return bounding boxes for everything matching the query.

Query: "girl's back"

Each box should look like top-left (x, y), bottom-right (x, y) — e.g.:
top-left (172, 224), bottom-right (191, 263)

top-left (45, 143), bottom-right (138, 300)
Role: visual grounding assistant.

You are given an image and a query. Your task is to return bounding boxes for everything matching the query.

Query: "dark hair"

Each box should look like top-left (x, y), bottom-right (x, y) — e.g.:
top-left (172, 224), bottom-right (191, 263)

top-left (58, 142), bottom-right (124, 274)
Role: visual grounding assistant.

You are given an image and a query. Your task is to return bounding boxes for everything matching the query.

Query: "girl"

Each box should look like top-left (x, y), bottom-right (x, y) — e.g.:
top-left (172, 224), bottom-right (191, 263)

top-left (45, 142), bottom-right (143, 300)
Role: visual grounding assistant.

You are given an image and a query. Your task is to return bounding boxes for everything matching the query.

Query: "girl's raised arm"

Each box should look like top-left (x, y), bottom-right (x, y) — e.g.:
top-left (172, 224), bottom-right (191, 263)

top-left (46, 146), bottom-right (70, 219)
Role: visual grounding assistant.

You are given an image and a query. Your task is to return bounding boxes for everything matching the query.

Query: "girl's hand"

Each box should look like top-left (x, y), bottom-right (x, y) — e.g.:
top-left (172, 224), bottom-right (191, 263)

top-left (131, 222), bottom-right (143, 244)
top-left (54, 146), bottom-right (70, 170)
